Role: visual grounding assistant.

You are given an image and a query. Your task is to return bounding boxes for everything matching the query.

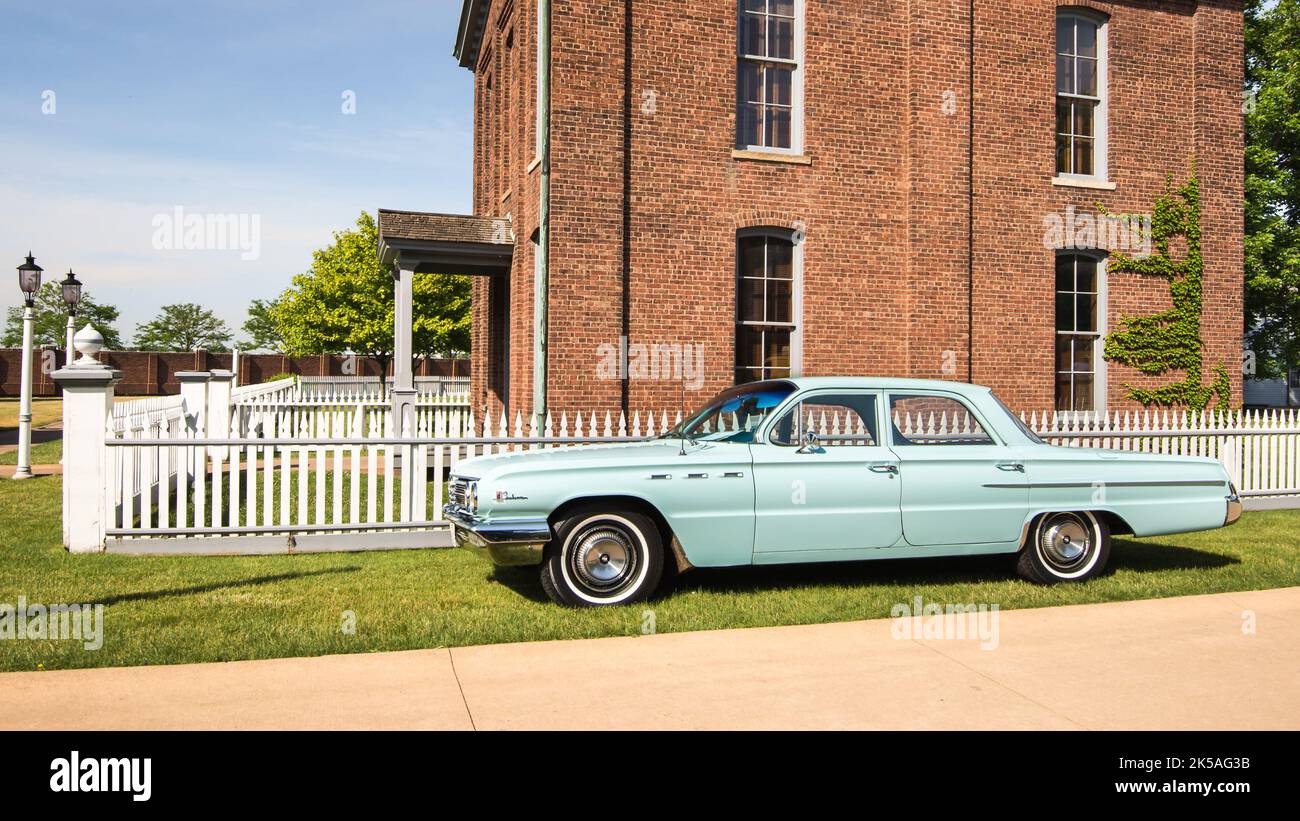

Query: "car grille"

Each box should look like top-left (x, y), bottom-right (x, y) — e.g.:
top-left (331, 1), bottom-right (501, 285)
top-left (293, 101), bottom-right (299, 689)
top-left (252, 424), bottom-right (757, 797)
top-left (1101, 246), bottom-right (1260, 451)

top-left (449, 477), bottom-right (476, 507)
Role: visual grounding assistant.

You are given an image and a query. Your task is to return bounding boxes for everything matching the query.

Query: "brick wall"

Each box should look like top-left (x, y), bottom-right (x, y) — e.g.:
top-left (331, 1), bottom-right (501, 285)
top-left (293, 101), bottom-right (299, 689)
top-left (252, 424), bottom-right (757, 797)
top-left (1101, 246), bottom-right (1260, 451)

top-left (467, 0), bottom-right (1243, 416)
top-left (0, 349), bottom-right (468, 398)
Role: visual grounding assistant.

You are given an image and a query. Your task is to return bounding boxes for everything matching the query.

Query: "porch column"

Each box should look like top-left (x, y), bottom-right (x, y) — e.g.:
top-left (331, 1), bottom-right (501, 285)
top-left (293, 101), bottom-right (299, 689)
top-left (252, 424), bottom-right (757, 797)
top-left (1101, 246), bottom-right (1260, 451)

top-left (391, 263), bottom-right (416, 436)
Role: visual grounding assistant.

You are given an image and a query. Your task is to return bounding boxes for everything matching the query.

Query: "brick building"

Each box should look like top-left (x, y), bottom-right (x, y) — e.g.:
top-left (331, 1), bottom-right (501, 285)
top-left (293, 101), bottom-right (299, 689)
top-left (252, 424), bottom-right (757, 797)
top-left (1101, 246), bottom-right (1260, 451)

top-left (377, 0), bottom-right (1243, 418)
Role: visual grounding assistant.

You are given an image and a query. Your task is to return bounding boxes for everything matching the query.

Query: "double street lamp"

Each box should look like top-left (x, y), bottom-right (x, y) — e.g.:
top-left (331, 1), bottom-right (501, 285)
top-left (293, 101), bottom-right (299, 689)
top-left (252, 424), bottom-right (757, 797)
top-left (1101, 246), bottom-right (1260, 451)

top-left (12, 256), bottom-right (84, 480)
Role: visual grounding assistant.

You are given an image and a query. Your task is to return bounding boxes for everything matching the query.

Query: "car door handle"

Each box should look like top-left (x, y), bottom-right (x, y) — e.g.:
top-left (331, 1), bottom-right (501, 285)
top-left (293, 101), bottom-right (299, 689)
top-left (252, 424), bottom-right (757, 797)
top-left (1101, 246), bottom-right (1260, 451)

top-left (868, 463), bottom-right (899, 474)
top-left (996, 462), bottom-right (1025, 472)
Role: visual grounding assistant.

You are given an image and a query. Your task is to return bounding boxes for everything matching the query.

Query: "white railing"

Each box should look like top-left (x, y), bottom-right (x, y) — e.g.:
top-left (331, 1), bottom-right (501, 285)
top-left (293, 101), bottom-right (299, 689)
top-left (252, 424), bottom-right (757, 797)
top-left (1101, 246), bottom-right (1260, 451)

top-left (102, 408), bottom-right (665, 547)
top-left (110, 395), bottom-right (187, 436)
top-left (230, 376), bottom-right (297, 404)
top-left (1023, 408), bottom-right (1300, 499)
top-left (295, 376), bottom-right (473, 402)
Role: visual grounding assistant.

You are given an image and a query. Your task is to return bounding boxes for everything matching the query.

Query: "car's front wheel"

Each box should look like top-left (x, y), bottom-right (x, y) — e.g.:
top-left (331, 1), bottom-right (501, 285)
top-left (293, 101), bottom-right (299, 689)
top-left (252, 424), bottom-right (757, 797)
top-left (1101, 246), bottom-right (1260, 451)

top-left (539, 506), bottom-right (664, 607)
top-left (1016, 510), bottom-right (1110, 584)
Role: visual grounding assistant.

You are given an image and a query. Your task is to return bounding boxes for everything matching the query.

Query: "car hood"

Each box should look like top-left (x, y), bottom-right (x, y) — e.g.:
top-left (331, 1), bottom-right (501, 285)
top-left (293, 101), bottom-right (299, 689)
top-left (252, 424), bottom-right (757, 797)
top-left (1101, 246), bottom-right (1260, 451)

top-left (452, 439), bottom-right (699, 480)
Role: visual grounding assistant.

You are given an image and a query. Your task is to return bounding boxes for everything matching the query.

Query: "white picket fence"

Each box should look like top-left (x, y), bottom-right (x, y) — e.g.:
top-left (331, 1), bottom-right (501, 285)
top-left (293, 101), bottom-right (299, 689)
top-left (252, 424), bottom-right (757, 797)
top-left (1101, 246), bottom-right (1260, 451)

top-left (110, 394), bottom-right (188, 436)
top-left (230, 376), bottom-right (296, 405)
top-left (296, 374), bottom-right (470, 399)
top-left (101, 408), bottom-right (659, 553)
top-left (93, 386), bottom-right (1300, 553)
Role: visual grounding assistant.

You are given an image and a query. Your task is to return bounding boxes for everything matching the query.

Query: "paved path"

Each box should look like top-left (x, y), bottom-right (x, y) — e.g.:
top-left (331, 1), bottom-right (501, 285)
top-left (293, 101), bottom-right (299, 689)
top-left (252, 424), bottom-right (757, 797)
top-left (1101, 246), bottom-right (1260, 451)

top-left (2, 587), bottom-right (1297, 730)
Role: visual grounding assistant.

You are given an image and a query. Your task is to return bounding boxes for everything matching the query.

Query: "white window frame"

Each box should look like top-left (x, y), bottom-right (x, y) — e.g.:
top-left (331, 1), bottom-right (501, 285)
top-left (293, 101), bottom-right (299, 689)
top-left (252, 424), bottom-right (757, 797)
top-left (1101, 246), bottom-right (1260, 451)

top-left (735, 227), bottom-right (803, 383)
top-left (1054, 8), bottom-right (1109, 184)
top-left (534, 0), bottom-right (544, 163)
top-left (736, 0), bottom-right (805, 155)
top-left (1054, 251), bottom-right (1108, 412)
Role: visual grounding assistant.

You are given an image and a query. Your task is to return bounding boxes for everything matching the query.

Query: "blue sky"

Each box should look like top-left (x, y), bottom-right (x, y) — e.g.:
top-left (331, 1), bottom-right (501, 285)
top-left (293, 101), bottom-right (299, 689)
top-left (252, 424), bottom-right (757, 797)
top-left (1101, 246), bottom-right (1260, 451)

top-left (0, 0), bottom-right (473, 343)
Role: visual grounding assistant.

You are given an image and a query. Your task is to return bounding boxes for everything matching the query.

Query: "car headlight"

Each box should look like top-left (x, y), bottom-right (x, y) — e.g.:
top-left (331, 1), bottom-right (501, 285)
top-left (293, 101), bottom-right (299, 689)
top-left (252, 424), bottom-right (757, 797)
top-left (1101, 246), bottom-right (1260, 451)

top-left (466, 482), bottom-right (478, 513)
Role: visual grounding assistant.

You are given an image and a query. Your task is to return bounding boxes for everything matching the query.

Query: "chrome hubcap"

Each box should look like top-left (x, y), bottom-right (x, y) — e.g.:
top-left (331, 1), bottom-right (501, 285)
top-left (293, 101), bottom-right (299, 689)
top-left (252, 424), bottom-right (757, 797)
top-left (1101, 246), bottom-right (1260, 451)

top-left (1040, 513), bottom-right (1092, 569)
top-left (573, 527), bottom-right (635, 588)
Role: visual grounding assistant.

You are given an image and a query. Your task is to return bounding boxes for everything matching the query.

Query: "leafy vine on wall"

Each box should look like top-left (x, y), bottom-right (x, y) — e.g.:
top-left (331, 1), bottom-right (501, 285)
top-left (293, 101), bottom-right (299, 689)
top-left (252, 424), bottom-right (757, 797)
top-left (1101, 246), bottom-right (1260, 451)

top-left (1101, 173), bottom-right (1232, 411)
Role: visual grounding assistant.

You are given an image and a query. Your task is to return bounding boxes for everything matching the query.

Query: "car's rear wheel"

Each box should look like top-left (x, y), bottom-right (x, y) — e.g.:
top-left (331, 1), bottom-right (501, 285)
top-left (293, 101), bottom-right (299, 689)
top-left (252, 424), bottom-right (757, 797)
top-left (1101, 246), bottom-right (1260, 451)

top-left (1016, 510), bottom-right (1110, 584)
top-left (540, 506), bottom-right (664, 607)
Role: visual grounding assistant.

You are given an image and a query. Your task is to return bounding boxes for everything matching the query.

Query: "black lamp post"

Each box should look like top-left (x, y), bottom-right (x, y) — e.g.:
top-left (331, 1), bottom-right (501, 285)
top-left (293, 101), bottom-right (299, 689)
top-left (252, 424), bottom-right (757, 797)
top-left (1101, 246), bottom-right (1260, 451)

top-left (13, 254), bottom-right (43, 480)
top-left (17, 253), bottom-right (42, 307)
top-left (61, 269), bottom-right (82, 314)
top-left (60, 269), bottom-right (83, 355)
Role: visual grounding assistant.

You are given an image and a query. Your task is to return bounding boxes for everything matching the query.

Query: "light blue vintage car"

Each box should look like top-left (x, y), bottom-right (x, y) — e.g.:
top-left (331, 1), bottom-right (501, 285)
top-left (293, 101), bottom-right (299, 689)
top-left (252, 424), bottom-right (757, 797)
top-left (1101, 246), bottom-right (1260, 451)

top-left (444, 378), bottom-right (1241, 606)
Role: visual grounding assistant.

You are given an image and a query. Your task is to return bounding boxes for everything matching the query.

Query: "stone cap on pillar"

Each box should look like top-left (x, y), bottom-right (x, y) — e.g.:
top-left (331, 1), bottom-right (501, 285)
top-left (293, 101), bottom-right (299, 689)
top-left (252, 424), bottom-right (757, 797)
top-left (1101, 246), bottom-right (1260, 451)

top-left (52, 367), bottom-right (122, 389)
top-left (175, 370), bottom-right (212, 383)
top-left (52, 324), bottom-right (121, 386)
top-left (209, 369), bottom-right (235, 382)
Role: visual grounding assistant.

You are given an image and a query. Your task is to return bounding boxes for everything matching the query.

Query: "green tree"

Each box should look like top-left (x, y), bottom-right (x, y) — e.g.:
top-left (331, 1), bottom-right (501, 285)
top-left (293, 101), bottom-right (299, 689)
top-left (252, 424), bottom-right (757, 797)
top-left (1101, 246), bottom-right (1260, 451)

top-left (270, 212), bottom-right (471, 388)
top-left (1244, 0), bottom-right (1300, 377)
top-left (238, 298), bottom-right (286, 352)
top-left (133, 303), bottom-right (233, 352)
top-left (2, 281), bottom-right (122, 349)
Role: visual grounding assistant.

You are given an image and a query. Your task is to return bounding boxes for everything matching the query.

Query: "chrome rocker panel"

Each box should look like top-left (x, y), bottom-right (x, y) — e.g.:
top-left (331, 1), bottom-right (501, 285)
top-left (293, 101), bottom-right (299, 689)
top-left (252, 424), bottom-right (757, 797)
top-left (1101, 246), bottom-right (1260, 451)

top-left (444, 504), bottom-right (550, 566)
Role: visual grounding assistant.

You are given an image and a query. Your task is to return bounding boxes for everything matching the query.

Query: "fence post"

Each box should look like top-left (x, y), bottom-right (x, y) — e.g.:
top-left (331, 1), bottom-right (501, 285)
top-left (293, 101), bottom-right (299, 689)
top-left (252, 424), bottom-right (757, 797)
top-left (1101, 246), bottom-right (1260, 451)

top-left (175, 371), bottom-right (210, 435)
top-left (207, 369), bottom-right (234, 443)
top-left (51, 326), bottom-right (122, 553)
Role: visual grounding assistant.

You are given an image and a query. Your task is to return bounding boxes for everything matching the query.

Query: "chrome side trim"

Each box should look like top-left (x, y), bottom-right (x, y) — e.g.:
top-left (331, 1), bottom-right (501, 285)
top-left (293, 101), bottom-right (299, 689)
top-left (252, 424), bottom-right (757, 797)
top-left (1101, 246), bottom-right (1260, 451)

top-left (982, 479), bottom-right (1228, 489)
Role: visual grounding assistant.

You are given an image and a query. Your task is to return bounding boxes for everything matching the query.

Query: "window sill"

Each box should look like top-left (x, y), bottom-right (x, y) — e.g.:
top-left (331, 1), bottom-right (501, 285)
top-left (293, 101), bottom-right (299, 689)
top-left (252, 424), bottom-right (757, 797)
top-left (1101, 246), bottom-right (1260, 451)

top-left (526, 156), bottom-right (541, 174)
top-left (732, 149), bottom-right (812, 166)
top-left (500, 189), bottom-right (512, 204)
top-left (1052, 176), bottom-right (1116, 191)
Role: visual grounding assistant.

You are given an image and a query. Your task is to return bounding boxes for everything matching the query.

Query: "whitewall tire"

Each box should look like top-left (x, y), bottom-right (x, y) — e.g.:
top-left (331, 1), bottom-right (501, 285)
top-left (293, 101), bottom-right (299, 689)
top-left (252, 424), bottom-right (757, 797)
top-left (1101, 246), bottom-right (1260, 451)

top-left (1016, 510), bottom-right (1111, 584)
top-left (540, 507), bottom-right (664, 607)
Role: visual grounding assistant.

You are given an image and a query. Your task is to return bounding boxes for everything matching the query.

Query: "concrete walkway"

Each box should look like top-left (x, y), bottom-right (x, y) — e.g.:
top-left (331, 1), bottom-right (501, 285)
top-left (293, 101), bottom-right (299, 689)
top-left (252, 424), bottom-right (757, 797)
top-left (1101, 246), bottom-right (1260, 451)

top-left (2, 587), bottom-right (1297, 730)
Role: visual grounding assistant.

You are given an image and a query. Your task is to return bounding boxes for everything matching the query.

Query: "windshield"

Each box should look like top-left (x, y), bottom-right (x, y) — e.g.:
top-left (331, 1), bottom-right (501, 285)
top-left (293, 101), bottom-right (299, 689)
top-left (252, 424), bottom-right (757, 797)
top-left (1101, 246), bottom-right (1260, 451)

top-left (990, 392), bottom-right (1043, 444)
top-left (662, 381), bottom-right (797, 443)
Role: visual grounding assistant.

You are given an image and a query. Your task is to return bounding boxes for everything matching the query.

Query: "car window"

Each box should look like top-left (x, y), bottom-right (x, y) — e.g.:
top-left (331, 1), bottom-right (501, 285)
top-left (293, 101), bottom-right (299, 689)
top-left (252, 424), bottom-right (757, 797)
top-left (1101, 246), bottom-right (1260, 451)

top-left (770, 393), bottom-right (879, 446)
top-left (888, 394), bottom-right (994, 446)
top-left (667, 382), bottom-right (796, 443)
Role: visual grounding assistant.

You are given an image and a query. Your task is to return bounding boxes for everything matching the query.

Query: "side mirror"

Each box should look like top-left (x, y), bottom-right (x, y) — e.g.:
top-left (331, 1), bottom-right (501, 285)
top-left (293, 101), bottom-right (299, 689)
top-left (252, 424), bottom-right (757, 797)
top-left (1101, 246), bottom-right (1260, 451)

top-left (796, 429), bottom-right (820, 453)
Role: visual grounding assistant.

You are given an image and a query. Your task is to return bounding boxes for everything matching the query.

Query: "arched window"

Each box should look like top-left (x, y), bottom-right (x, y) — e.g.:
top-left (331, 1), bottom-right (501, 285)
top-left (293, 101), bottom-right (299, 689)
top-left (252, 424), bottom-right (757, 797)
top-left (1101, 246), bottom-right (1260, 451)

top-left (1055, 251), bottom-right (1106, 410)
top-left (736, 228), bottom-right (801, 383)
top-left (1055, 9), bottom-right (1108, 181)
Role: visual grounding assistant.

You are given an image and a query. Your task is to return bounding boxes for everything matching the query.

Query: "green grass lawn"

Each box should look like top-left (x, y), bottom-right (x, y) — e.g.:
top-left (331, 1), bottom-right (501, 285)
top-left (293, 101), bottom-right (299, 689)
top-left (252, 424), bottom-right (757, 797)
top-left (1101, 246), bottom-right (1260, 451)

top-left (0, 475), bottom-right (1297, 672)
top-left (0, 398), bottom-right (63, 431)
top-left (0, 438), bottom-right (61, 466)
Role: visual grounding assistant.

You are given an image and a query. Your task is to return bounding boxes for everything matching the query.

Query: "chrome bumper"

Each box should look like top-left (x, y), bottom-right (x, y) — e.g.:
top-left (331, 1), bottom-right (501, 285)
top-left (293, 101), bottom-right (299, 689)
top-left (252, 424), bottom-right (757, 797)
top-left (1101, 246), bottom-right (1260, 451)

top-left (443, 504), bottom-right (550, 566)
top-left (1224, 483), bottom-right (1242, 527)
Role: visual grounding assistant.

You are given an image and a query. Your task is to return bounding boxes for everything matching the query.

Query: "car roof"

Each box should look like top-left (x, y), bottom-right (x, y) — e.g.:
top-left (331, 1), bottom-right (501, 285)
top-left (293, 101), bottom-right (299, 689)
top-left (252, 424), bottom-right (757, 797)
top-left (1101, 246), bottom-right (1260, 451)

top-left (783, 376), bottom-right (993, 393)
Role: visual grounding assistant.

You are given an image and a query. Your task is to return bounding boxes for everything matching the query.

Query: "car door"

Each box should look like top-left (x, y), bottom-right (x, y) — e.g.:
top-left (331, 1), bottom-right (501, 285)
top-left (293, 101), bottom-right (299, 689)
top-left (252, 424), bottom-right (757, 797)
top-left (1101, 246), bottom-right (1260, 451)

top-left (750, 390), bottom-right (903, 555)
top-left (886, 392), bottom-right (1030, 547)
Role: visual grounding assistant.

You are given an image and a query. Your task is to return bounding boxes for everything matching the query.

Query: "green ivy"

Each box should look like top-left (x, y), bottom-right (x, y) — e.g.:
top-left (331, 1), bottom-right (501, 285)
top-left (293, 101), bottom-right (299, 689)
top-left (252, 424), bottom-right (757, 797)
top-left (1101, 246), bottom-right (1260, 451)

top-left (1102, 173), bottom-right (1232, 411)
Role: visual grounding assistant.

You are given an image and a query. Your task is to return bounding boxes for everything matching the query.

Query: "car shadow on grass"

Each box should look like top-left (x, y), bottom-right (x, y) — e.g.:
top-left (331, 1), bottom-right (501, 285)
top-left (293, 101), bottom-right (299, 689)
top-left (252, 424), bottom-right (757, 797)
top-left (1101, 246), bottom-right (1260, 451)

top-left (489, 538), bottom-right (1237, 604)
top-left (86, 566), bottom-right (361, 607)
